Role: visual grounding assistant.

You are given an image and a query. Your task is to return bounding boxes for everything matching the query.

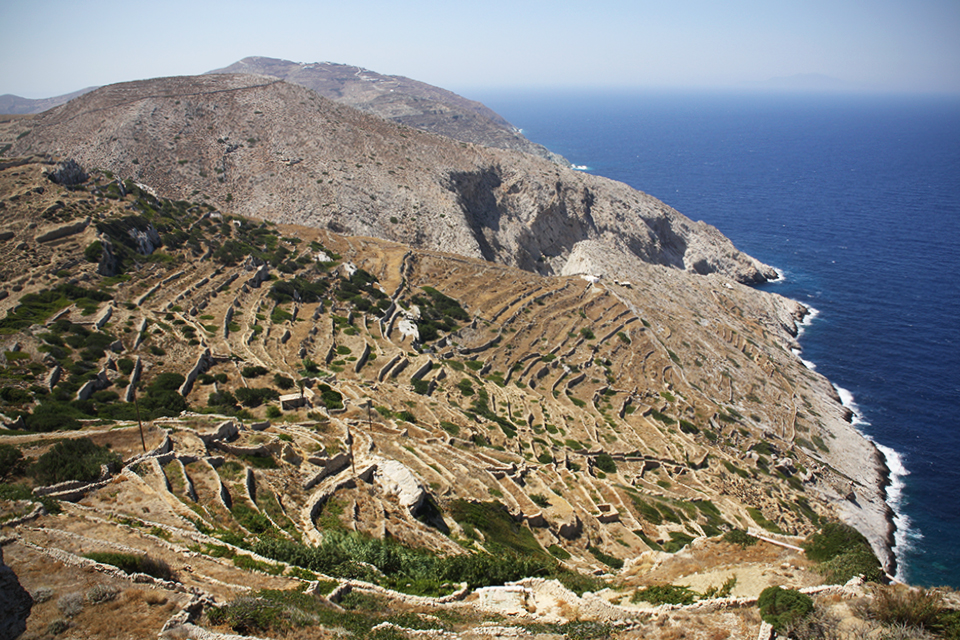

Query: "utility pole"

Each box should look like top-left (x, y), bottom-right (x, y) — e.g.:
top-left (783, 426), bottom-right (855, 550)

top-left (134, 390), bottom-right (146, 453)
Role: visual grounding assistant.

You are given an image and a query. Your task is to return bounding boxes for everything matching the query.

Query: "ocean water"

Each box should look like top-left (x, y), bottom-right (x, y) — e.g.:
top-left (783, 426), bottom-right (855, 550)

top-left (478, 89), bottom-right (960, 587)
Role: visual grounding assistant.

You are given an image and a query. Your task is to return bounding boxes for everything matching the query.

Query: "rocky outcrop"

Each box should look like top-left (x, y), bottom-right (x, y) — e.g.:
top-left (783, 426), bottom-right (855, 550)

top-left (46, 158), bottom-right (88, 186)
top-left (0, 539), bottom-right (32, 640)
top-left (371, 457), bottom-right (427, 514)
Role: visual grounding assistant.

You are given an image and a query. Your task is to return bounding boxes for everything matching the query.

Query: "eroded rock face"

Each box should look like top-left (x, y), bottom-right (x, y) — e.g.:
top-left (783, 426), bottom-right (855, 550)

top-left (0, 541), bottom-right (33, 640)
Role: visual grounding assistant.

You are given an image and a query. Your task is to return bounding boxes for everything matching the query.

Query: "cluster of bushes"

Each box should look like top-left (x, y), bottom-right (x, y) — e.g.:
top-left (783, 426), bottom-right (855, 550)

top-left (83, 551), bottom-right (173, 581)
top-left (209, 588), bottom-right (453, 638)
top-left (758, 586), bottom-right (814, 632)
top-left (408, 286), bottom-right (469, 343)
top-left (29, 437), bottom-right (121, 485)
top-left (335, 269), bottom-right (389, 314)
top-left (804, 522), bottom-right (883, 584)
top-left (269, 276), bottom-right (328, 304)
top-left (0, 284), bottom-right (111, 334)
top-left (316, 383), bottom-right (343, 410)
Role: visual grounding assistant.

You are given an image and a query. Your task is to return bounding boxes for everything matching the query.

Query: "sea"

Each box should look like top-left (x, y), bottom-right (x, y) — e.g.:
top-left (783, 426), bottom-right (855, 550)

top-left (475, 88), bottom-right (960, 588)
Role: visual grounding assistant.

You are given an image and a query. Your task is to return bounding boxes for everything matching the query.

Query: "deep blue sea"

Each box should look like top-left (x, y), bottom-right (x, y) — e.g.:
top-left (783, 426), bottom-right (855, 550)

top-left (477, 89), bottom-right (960, 588)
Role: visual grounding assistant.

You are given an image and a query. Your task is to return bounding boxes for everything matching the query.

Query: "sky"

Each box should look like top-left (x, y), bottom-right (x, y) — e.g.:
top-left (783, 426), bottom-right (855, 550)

top-left (1, 0), bottom-right (958, 98)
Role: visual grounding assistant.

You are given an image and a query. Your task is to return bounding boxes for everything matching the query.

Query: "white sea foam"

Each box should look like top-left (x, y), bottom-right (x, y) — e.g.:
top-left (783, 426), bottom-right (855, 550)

top-left (570, 164), bottom-right (590, 171)
top-left (835, 384), bottom-right (917, 581)
top-left (769, 267), bottom-right (785, 282)
top-left (796, 305), bottom-right (820, 338)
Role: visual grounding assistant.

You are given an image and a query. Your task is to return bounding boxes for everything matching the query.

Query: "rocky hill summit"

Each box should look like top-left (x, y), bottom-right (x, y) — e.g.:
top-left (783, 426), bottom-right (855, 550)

top-left (6, 73), bottom-right (777, 287)
top-left (205, 56), bottom-right (567, 164)
top-left (0, 157), bottom-right (934, 639)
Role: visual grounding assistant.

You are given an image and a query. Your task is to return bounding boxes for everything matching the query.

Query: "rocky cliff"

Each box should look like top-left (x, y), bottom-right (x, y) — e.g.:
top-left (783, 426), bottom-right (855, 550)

top-left (6, 73), bottom-right (776, 285)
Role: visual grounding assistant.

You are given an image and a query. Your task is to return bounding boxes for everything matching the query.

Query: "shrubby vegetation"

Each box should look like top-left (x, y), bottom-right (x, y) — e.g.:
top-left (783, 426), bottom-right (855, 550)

top-left (83, 552), bottom-right (174, 581)
top-left (757, 586), bottom-right (814, 632)
top-left (804, 522), bottom-right (883, 583)
top-left (408, 286), bottom-right (469, 343)
top-left (30, 438), bottom-right (121, 485)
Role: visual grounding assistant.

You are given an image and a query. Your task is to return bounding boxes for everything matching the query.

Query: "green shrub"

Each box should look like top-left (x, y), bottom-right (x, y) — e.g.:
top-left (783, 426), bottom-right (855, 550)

top-left (723, 529), bottom-right (758, 547)
top-left (235, 387), bottom-right (279, 408)
top-left (241, 365), bottom-right (269, 378)
top-left (587, 546), bottom-right (623, 570)
top-left (529, 493), bottom-right (551, 508)
top-left (631, 584), bottom-right (698, 605)
top-left (83, 552), bottom-right (174, 581)
top-left (594, 453), bottom-right (617, 474)
top-left (317, 384), bottom-right (342, 410)
top-left (804, 522), bottom-right (882, 583)
top-left (0, 444), bottom-right (25, 479)
top-left (84, 241), bottom-right (103, 263)
top-left (757, 586), bottom-right (813, 632)
top-left (272, 374), bottom-right (295, 390)
top-left (30, 438), bottom-right (121, 485)
top-left (439, 421), bottom-right (460, 436)
top-left (548, 544), bottom-right (570, 560)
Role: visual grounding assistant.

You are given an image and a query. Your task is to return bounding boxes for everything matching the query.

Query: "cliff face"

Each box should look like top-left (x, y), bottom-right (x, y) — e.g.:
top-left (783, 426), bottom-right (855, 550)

top-left (205, 56), bottom-right (567, 164)
top-left (7, 74), bottom-right (776, 285)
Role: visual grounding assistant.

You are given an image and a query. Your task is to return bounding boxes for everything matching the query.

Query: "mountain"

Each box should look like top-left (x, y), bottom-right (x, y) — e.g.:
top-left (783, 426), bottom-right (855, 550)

top-left (0, 156), bottom-right (900, 639)
top-left (206, 56), bottom-right (567, 164)
top-left (0, 68), bottom-right (923, 639)
top-left (0, 86), bottom-right (98, 115)
top-left (6, 73), bottom-right (776, 286)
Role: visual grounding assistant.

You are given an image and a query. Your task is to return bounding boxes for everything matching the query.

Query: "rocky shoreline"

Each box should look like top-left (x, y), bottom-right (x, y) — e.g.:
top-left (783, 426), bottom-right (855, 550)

top-left (791, 302), bottom-right (898, 576)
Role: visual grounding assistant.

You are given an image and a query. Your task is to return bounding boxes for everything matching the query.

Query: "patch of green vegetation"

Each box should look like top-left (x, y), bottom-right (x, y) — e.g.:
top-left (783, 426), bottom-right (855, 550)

top-left (587, 546), bottom-right (623, 570)
top-left (747, 507), bottom-right (784, 534)
top-left (83, 552), bottom-right (173, 581)
top-left (594, 453), bottom-right (617, 474)
top-left (723, 529), bottom-right (758, 547)
top-left (547, 544), bottom-right (570, 560)
top-left (662, 531), bottom-right (696, 553)
top-left (804, 522), bottom-right (882, 583)
top-left (317, 383), bottom-right (343, 410)
top-left (631, 584), bottom-right (698, 606)
top-left (0, 284), bottom-right (112, 333)
top-left (30, 438), bottom-right (121, 485)
top-left (757, 586), bottom-right (814, 633)
top-left (235, 387), bottom-right (279, 408)
top-left (438, 421), bottom-right (460, 436)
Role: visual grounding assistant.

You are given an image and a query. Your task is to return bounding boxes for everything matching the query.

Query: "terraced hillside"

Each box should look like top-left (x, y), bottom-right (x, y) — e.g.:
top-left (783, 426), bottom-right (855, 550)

top-left (0, 158), bottom-right (903, 639)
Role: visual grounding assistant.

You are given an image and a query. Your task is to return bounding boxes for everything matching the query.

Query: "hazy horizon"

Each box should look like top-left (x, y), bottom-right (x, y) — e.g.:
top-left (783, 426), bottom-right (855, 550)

top-left (2, 0), bottom-right (958, 99)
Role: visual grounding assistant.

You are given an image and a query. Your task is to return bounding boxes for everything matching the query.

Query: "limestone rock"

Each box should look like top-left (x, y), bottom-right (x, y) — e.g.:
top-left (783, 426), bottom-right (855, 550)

top-left (372, 457), bottom-right (426, 514)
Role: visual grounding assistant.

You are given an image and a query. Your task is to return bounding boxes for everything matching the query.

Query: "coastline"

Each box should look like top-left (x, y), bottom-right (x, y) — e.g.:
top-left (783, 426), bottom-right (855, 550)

top-left (791, 302), bottom-right (900, 578)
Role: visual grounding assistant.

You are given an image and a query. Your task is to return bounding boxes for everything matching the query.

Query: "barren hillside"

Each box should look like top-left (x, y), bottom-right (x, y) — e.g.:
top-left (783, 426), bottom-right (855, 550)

top-left (5, 74), bottom-right (776, 286)
top-left (206, 56), bottom-right (566, 164)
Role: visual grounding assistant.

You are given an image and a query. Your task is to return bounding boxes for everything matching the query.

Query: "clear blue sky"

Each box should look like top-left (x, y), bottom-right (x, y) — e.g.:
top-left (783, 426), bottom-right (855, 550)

top-left (2, 0), bottom-right (958, 98)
